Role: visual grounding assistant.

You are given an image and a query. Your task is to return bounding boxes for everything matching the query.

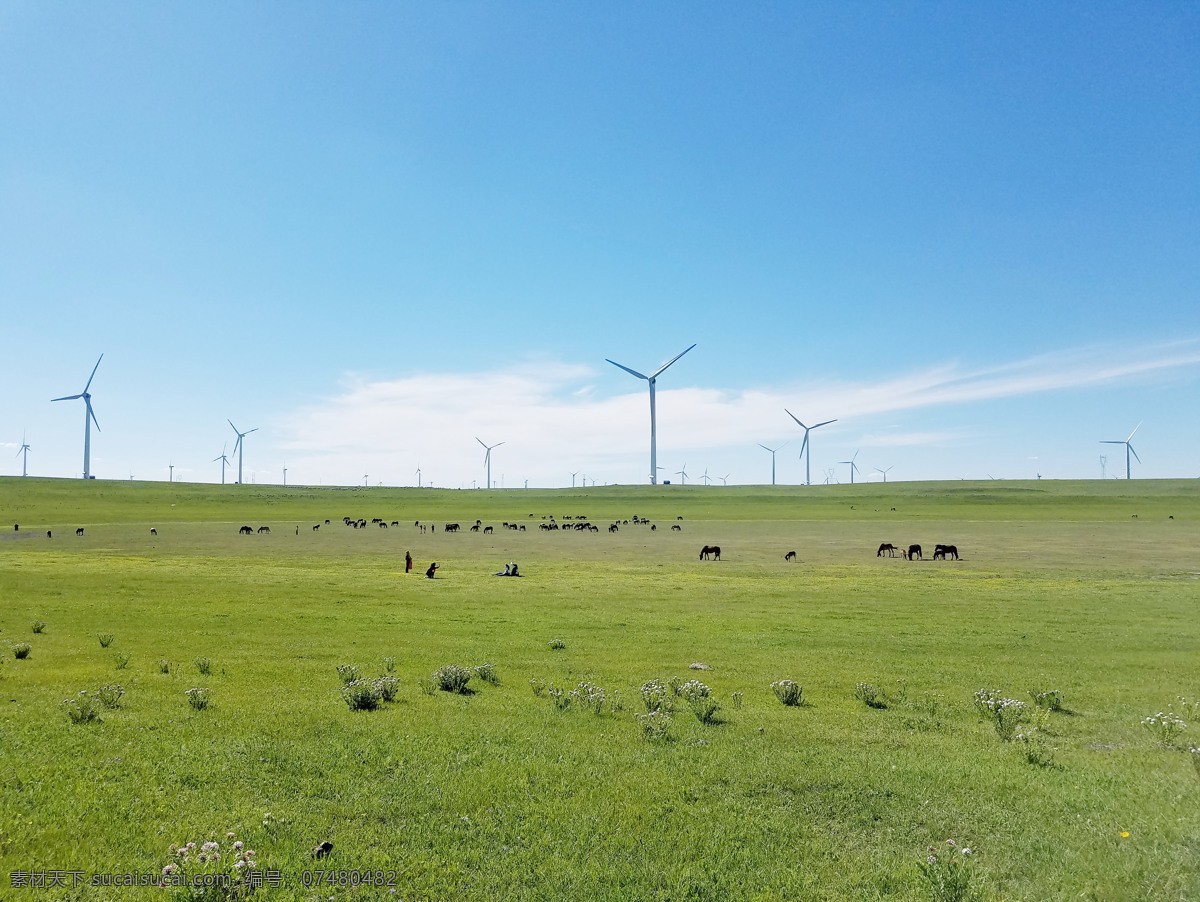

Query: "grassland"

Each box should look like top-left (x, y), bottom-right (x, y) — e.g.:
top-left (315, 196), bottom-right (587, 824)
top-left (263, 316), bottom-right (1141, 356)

top-left (1, 477), bottom-right (1198, 901)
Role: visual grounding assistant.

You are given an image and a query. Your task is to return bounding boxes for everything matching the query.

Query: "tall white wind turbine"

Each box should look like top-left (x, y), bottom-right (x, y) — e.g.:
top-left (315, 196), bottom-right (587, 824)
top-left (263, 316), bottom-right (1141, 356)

top-left (757, 442), bottom-right (787, 486)
top-left (839, 450), bottom-right (861, 484)
top-left (874, 466), bottom-right (893, 483)
top-left (1101, 423), bottom-right (1142, 479)
top-left (606, 344), bottom-right (696, 485)
top-left (784, 410), bottom-right (837, 486)
top-left (16, 432), bottom-right (31, 477)
top-left (675, 464), bottom-right (689, 485)
top-left (52, 354), bottom-right (104, 479)
top-left (228, 420), bottom-right (259, 485)
top-left (213, 445), bottom-right (230, 485)
top-left (477, 437), bottom-right (504, 490)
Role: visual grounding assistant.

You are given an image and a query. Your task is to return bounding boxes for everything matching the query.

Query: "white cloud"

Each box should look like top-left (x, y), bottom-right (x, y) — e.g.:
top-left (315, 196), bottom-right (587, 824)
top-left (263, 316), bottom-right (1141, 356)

top-left (272, 339), bottom-right (1200, 486)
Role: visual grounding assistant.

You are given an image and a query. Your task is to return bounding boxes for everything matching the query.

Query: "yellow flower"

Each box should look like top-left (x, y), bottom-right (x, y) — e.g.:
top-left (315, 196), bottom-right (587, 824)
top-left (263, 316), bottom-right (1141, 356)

top-left (1120, 831), bottom-right (1130, 838)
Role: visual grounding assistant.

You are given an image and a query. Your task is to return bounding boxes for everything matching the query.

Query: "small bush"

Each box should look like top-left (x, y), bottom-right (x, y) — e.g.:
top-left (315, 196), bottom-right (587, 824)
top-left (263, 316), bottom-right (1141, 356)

top-left (731, 691), bottom-right (744, 710)
top-left (472, 662), bottom-right (499, 685)
top-left (97, 633), bottom-right (114, 648)
top-left (12, 643), bottom-right (31, 660)
top-left (529, 677), bottom-right (546, 697)
top-left (772, 680), bottom-right (803, 707)
top-left (854, 682), bottom-right (887, 709)
top-left (341, 679), bottom-right (383, 711)
top-left (31, 620), bottom-right (46, 634)
top-left (636, 711), bottom-right (673, 742)
top-left (96, 683), bottom-right (124, 709)
top-left (336, 663), bottom-right (360, 685)
top-left (194, 657), bottom-right (212, 676)
top-left (382, 656), bottom-right (396, 673)
top-left (64, 691), bottom-right (99, 724)
top-left (548, 686), bottom-right (571, 710)
top-left (571, 681), bottom-right (608, 715)
top-left (690, 696), bottom-right (721, 724)
top-left (1030, 689), bottom-right (1064, 711)
top-left (1142, 712), bottom-right (1186, 745)
top-left (992, 698), bottom-right (1029, 741)
top-left (1015, 731), bottom-right (1056, 767)
top-left (157, 658), bottom-right (171, 674)
top-left (434, 664), bottom-right (472, 694)
top-left (1177, 697), bottom-right (1198, 720)
top-left (114, 652), bottom-right (131, 670)
top-left (548, 638), bottom-right (566, 649)
top-left (185, 688), bottom-right (212, 710)
top-left (163, 833), bottom-right (259, 899)
top-left (374, 675), bottom-right (400, 702)
top-left (973, 687), bottom-right (1004, 717)
top-left (640, 679), bottom-right (674, 714)
top-left (418, 678), bottom-right (437, 695)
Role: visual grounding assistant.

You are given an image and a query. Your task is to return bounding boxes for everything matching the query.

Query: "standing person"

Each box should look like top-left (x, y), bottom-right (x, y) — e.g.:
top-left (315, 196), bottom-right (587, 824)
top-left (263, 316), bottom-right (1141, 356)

top-left (405, 551), bottom-right (413, 573)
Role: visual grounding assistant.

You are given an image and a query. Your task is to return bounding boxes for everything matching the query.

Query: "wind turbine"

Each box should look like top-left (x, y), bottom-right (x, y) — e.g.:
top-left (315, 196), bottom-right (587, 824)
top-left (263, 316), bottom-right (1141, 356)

top-left (784, 410), bottom-right (837, 486)
top-left (839, 450), bottom-right (861, 484)
top-left (169, 462), bottom-right (174, 483)
top-left (228, 420), bottom-right (258, 485)
top-left (699, 467), bottom-right (712, 486)
top-left (16, 432), bottom-right (30, 477)
top-left (606, 344), bottom-right (696, 485)
top-left (675, 463), bottom-right (688, 485)
top-left (720, 473), bottom-right (730, 486)
top-left (571, 471), bottom-right (579, 488)
top-left (1101, 423), bottom-right (1142, 479)
top-left (757, 442), bottom-right (787, 486)
top-left (874, 466), bottom-right (893, 483)
top-left (52, 354), bottom-right (104, 479)
top-left (414, 466), bottom-right (422, 488)
top-left (213, 445), bottom-right (230, 484)
top-left (477, 437), bottom-right (504, 489)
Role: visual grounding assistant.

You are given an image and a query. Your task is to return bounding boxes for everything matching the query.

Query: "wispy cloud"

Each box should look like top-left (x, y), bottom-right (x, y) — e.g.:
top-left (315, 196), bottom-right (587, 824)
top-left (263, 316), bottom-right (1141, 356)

top-left (273, 339), bottom-right (1200, 485)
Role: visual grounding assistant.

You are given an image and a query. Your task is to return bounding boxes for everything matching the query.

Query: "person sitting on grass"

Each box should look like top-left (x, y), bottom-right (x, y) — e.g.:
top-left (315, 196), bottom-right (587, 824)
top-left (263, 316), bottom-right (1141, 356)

top-left (493, 563), bottom-right (511, 576)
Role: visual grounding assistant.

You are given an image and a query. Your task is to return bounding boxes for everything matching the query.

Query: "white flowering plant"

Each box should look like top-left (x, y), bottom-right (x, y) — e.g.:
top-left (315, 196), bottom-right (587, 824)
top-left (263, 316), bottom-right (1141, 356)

top-left (917, 839), bottom-right (975, 902)
top-left (163, 831), bottom-right (259, 900)
top-left (1142, 712), bottom-right (1186, 745)
top-left (771, 680), bottom-right (803, 707)
top-left (636, 710), bottom-right (673, 742)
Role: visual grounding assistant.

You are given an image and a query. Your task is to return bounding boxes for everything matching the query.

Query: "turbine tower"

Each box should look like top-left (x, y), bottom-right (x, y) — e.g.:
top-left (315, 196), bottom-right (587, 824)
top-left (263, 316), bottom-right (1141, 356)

top-left (874, 465), bottom-right (893, 483)
top-left (784, 409), bottom-right (837, 486)
top-left (52, 354), bottom-right (103, 479)
top-left (839, 450), bottom-right (861, 484)
top-left (757, 442), bottom-right (787, 486)
top-left (16, 432), bottom-right (30, 477)
top-left (213, 445), bottom-right (230, 484)
top-left (228, 420), bottom-right (258, 485)
top-left (477, 437), bottom-right (504, 490)
top-left (1101, 423), bottom-right (1142, 479)
top-left (606, 344), bottom-right (696, 485)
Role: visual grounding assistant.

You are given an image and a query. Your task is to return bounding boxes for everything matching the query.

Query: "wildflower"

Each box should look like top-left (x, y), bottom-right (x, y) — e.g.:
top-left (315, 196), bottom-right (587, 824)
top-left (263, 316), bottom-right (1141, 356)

top-left (1120, 831), bottom-right (1130, 838)
top-left (945, 839), bottom-right (956, 847)
top-left (233, 840), bottom-right (243, 850)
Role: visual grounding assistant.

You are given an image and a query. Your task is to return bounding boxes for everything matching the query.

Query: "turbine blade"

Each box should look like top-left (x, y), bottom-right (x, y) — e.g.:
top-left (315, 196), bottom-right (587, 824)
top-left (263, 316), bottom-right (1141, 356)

top-left (757, 443), bottom-right (772, 452)
top-left (52, 393), bottom-right (83, 402)
top-left (811, 419), bottom-right (837, 430)
top-left (88, 402), bottom-right (100, 432)
top-left (1127, 422), bottom-right (1142, 442)
top-left (476, 437), bottom-right (488, 449)
top-left (229, 419), bottom-right (240, 434)
top-left (650, 343), bottom-right (696, 379)
top-left (83, 354), bottom-right (104, 393)
top-left (798, 434), bottom-right (808, 458)
top-left (783, 409), bottom-right (806, 429)
top-left (1130, 444), bottom-right (1141, 463)
top-left (605, 359), bottom-right (649, 380)
top-left (246, 427), bottom-right (259, 435)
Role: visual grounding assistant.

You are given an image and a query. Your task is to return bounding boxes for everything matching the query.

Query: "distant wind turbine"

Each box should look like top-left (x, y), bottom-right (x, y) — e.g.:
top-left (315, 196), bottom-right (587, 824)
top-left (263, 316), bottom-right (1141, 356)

top-left (757, 442), bottom-right (787, 486)
top-left (228, 420), bottom-right (259, 485)
top-left (414, 465), bottom-right (422, 488)
top-left (1101, 423), bottom-right (1142, 479)
top-left (169, 462), bottom-right (174, 483)
top-left (720, 473), bottom-right (730, 486)
top-left (874, 466), bottom-right (893, 483)
top-left (16, 432), bottom-right (30, 477)
top-left (675, 464), bottom-right (688, 485)
top-left (699, 467), bottom-right (712, 486)
top-left (839, 450), bottom-right (861, 484)
top-left (571, 471), bottom-right (579, 488)
top-left (606, 344), bottom-right (696, 485)
top-left (784, 410), bottom-right (837, 486)
top-left (52, 354), bottom-right (104, 479)
top-left (477, 437), bottom-right (504, 490)
top-left (213, 445), bottom-right (230, 484)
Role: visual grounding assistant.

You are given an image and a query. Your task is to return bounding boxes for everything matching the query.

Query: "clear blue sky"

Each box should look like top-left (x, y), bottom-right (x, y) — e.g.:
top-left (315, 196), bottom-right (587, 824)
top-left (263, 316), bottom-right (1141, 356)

top-left (3, 2), bottom-right (1197, 487)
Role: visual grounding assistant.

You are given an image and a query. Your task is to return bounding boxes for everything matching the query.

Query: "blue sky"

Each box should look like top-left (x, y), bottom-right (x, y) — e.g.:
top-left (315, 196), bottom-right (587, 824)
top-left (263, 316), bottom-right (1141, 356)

top-left (2, 2), bottom-right (1197, 487)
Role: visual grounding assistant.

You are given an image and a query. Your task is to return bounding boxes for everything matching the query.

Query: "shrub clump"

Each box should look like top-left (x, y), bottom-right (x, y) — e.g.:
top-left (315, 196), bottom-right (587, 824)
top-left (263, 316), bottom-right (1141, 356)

top-left (12, 643), bottom-right (31, 660)
top-left (1030, 688), bottom-right (1065, 711)
top-left (114, 652), bottom-right (131, 670)
top-left (434, 664), bottom-right (472, 694)
top-left (97, 633), bottom-right (114, 648)
top-left (96, 683), bottom-right (124, 709)
top-left (164, 832), bottom-right (258, 899)
top-left (157, 658), bottom-right (171, 674)
top-left (636, 710), bottom-right (673, 742)
top-left (341, 679), bottom-right (383, 711)
top-left (772, 679), bottom-right (803, 707)
top-left (854, 681), bottom-right (888, 709)
top-left (335, 663), bottom-right (360, 685)
top-left (185, 688), bottom-right (212, 711)
top-left (571, 681), bottom-right (610, 715)
top-left (1142, 711), bottom-right (1186, 745)
top-left (31, 620), bottom-right (46, 634)
top-left (472, 663), bottom-right (499, 685)
top-left (918, 839), bottom-right (975, 902)
top-left (194, 657), bottom-right (212, 676)
top-left (640, 679), bottom-right (674, 714)
top-left (63, 691), bottom-right (99, 724)
top-left (548, 638), bottom-right (566, 649)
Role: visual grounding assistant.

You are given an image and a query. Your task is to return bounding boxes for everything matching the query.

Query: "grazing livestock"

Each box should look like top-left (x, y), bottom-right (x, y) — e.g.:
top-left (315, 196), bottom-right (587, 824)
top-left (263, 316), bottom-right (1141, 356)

top-left (907, 544), bottom-right (922, 560)
top-left (877, 543), bottom-right (897, 557)
top-left (76, 527), bottom-right (84, 536)
top-left (13, 524), bottom-right (17, 531)
top-left (609, 524), bottom-right (619, 533)
top-left (239, 525), bottom-right (253, 535)
top-left (150, 528), bottom-right (158, 536)
top-left (470, 524), bottom-right (480, 532)
top-left (932, 544), bottom-right (960, 560)
top-left (484, 526), bottom-right (494, 534)
top-left (785, 551), bottom-right (797, 562)
top-left (699, 545), bottom-right (721, 561)
top-left (651, 524), bottom-right (657, 531)
top-left (47, 530), bottom-right (52, 538)
top-left (379, 522), bottom-right (388, 529)
top-left (313, 524), bottom-right (320, 531)
top-left (671, 524), bottom-right (682, 531)
top-left (258, 526), bottom-right (271, 535)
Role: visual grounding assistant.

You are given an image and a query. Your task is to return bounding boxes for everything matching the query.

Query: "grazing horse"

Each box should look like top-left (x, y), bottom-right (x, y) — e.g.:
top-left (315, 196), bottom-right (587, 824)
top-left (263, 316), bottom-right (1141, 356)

top-left (239, 525), bottom-right (253, 535)
top-left (258, 526), bottom-right (271, 535)
top-left (877, 543), bottom-right (897, 557)
top-left (76, 527), bottom-right (84, 536)
top-left (150, 528), bottom-right (158, 536)
top-left (483, 526), bottom-right (494, 534)
top-left (47, 530), bottom-right (52, 538)
top-left (313, 524), bottom-right (320, 531)
top-left (785, 551), bottom-right (797, 562)
top-left (699, 545), bottom-right (721, 561)
top-left (932, 544), bottom-right (959, 560)
top-left (906, 544), bottom-right (922, 560)
top-left (671, 524), bottom-right (682, 531)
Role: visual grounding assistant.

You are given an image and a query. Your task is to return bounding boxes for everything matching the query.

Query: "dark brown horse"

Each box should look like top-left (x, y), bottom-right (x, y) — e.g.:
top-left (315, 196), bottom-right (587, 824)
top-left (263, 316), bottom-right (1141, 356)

top-left (699, 545), bottom-right (721, 561)
top-left (877, 543), bottom-right (896, 557)
top-left (785, 551), bottom-right (797, 562)
top-left (906, 544), bottom-right (922, 560)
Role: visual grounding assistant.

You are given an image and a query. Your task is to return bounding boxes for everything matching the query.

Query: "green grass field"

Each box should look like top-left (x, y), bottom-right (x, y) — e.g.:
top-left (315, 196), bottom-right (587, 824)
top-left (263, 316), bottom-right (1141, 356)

top-left (1, 477), bottom-right (1198, 901)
